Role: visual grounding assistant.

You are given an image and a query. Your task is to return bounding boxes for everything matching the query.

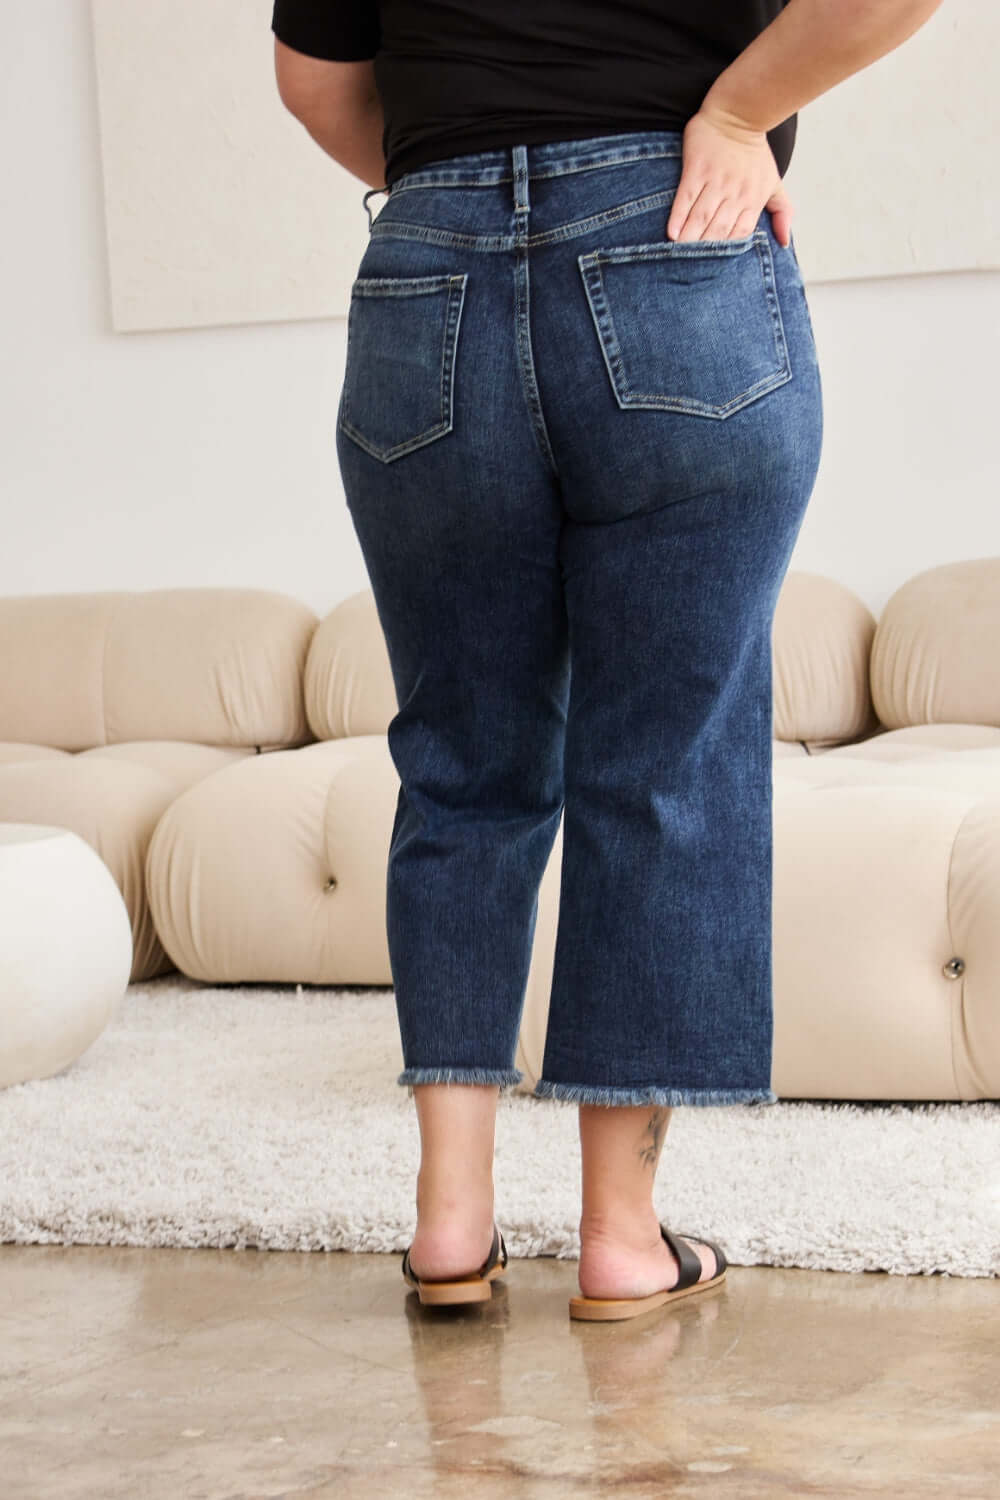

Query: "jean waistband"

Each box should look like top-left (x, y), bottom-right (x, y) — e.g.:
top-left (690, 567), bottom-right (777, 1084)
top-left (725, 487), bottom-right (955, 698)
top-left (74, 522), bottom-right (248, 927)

top-left (362, 129), bottom-right (686, 227)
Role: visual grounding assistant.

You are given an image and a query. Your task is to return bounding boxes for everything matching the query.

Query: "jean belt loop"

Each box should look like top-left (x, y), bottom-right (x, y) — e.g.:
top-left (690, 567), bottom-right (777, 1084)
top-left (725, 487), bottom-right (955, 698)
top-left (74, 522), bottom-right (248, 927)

top-left (362, 185), bottom-right (388, 233)
top-left (512, 145), bottom-right (530, 218)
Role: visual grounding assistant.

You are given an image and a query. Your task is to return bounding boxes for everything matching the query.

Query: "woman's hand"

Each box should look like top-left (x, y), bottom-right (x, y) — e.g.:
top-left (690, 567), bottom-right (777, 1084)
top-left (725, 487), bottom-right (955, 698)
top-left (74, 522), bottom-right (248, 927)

top-left (665, 105), bottom-right (794, 247)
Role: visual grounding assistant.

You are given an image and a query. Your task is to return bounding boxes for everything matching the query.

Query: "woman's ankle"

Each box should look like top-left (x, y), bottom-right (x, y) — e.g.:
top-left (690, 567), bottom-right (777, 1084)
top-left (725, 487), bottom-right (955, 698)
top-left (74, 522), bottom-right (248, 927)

top-left (579, 1206), bottom-right (663, 1253)
top-left (416, 1168), bottom-right (493, 1221)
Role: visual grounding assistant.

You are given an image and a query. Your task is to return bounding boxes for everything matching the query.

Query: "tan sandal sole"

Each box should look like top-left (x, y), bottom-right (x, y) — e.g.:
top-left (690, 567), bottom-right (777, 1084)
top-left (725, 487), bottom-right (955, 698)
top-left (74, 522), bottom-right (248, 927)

top-left (569, 1265), bottom-right (726, 1320)
top-left (408, 1261), bottom-right (507, 1306)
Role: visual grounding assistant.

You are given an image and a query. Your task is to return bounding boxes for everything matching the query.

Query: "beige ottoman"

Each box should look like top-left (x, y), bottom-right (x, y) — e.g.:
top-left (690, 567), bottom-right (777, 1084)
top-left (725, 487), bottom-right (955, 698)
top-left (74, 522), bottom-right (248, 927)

top-left (0, 824), bottom-right (133, 1088)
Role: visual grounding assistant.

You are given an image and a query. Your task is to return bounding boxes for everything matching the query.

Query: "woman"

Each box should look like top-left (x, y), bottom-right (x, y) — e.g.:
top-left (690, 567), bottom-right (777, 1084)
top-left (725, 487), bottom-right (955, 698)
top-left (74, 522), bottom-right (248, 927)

top-left (272, 0), bottom-right (943, 1321)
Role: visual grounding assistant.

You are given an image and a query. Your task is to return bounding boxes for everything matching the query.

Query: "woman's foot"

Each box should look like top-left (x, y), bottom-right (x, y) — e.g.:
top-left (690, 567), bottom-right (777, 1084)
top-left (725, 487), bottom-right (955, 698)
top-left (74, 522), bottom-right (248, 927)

top-left (578, 1217), bottom-right (720, 1301)
top-left (405, 1215), bottom-right (498, 1282)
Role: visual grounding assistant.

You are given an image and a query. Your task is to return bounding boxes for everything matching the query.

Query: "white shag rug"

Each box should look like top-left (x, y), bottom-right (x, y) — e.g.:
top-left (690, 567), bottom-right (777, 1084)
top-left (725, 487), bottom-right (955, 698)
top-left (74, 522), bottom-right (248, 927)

top-left (1, 978), bottom-right (997, 1277)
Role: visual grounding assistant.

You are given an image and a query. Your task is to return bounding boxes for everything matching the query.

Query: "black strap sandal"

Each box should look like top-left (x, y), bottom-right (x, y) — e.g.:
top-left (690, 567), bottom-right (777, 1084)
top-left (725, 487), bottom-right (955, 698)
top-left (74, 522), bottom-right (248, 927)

top-left (569, 1223), bottom-right (728, 1322)
top-left (402, 1223), bottom-right (509, 1305)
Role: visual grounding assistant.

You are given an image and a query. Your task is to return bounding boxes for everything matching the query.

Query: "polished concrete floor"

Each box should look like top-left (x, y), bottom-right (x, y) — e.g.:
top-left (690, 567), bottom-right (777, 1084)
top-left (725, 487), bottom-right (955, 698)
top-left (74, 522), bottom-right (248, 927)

top-left (1, 1243), bottom-right (997, 1499)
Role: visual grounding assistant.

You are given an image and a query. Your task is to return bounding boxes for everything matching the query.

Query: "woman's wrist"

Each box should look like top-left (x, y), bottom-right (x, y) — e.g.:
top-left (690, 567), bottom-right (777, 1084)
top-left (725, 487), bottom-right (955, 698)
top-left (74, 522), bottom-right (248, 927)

top-left (694, 96), bottom-right (771, 145)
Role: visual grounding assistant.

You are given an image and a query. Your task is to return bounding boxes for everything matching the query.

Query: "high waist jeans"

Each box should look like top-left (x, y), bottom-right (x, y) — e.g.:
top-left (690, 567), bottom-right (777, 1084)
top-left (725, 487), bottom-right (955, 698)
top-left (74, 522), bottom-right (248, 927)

top-left (335, 130), bottom-right (824, 1107)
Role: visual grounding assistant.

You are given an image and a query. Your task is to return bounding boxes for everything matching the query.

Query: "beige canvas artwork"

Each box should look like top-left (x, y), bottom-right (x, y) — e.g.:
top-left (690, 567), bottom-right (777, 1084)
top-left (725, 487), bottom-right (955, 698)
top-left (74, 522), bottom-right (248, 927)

top-left (90, 0), bottom-right (997, 334)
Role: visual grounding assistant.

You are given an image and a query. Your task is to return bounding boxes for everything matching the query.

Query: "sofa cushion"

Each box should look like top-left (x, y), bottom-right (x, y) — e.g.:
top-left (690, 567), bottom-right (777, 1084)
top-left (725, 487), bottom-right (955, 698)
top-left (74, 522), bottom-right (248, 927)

top-left (0, 588), bottom-right (320, 752)
top-left (871, 557), bottom-right (1000, 731)
top-left (0, 743), bottom-right (71, 767)
top-left (145, 736), bottom-right (399, 984)
top-left (770, 774), bottom-right (1000, 1101)
top-left (772, 571), bottom-right (880, 751)
top-left (820, 723), bottom-right (1000, 762)
top-left (304, 590), bottom-right (397, 741)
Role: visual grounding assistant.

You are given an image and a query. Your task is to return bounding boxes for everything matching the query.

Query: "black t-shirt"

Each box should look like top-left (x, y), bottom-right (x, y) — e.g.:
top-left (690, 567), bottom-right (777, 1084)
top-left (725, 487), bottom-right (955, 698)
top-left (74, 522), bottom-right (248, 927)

top-left (271, 2), bottom-right (796, 189)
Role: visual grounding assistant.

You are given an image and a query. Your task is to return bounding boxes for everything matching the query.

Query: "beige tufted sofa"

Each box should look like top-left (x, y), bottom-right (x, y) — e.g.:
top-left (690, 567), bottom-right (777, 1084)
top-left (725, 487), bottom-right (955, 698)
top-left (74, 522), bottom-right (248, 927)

top-left (1, 559), bottom-right (998, 1103)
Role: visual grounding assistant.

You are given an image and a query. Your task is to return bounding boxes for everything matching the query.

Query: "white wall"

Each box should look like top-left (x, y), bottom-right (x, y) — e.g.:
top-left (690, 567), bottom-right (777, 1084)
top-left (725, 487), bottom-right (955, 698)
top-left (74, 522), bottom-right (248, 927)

top-left (2, 1), bottom-right (998, 623)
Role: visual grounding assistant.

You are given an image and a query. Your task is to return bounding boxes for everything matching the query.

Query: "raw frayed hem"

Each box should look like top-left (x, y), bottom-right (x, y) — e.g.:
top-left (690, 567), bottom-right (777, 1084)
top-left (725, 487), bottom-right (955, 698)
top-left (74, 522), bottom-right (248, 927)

top-left (398, 1067), bottom-right (524, 1096)
top-left (532, 1080), bottom-right (779, 1107)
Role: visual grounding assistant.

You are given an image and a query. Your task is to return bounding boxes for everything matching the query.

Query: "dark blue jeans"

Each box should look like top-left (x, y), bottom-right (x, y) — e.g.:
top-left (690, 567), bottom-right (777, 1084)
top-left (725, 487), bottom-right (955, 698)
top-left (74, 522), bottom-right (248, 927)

top-left (335, 130), bottom-right (823, 1107)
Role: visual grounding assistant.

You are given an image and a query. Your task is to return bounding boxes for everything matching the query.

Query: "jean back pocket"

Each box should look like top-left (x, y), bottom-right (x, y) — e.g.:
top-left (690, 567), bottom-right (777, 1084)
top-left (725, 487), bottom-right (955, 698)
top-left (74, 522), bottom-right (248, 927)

top-left (338, 273), bottom-right (468, 463)
top-left (578, 232), bottom-right (791, 420)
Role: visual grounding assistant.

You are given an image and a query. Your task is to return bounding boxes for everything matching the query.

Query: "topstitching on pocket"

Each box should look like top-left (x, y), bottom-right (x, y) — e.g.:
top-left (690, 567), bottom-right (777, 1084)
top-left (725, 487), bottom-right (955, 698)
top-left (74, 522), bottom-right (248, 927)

top-left (338, 273), bottom-right (468, 463)
top-left (578, 232), bottom-right (791, 420)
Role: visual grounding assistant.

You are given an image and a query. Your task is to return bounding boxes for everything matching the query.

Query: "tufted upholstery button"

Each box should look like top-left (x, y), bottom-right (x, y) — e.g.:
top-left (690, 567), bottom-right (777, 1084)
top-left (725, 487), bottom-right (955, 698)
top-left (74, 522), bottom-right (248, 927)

top-left (942, 957), bottom-right (965, 979)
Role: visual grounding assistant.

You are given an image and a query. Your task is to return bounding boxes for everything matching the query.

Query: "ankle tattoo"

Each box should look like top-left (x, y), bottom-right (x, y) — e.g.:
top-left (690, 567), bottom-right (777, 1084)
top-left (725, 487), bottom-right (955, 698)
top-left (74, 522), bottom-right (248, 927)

top-left (637, 1108), bottom-right (669, 1171)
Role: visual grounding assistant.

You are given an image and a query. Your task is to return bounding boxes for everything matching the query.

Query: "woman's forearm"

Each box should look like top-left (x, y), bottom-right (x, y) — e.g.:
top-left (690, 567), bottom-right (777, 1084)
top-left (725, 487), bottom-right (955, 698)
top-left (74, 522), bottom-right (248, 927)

top-left (702, 0), bottom-right (945, 134)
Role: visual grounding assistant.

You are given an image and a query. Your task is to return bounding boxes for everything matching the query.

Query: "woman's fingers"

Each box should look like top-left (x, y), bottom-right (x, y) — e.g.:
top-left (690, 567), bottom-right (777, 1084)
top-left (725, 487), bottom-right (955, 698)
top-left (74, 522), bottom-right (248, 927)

top-left (664, 109), bottom-right (793, 247)
top-left (764, 184), bottom-right (794, 249)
